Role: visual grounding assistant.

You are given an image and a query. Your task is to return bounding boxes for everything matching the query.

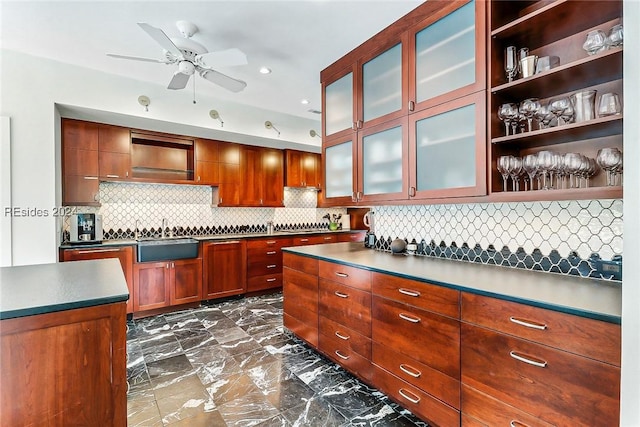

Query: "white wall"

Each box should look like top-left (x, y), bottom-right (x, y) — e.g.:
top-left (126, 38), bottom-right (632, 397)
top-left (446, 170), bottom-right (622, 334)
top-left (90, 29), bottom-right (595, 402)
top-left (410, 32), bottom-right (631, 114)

top-left (621, 1), bottom-right (640, 424)
top-left (0, 50), bottom-right (320, 265)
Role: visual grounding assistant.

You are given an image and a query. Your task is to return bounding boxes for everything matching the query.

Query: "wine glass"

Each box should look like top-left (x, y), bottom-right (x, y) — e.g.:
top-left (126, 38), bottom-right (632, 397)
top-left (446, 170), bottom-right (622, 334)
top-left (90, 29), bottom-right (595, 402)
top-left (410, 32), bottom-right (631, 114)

top-left (597, 148), bottom-right (623, 186)
top-left (497, 156), bottom-right (512, 191)
top-left (522, 154), bottom-right (538, 191)
top-left (549, 97), bottom-right (571, 126)
top-left (537, 150), bottom-right (555, 190)
top-left (509, 156), bottom-right (523, 191)
top-left (520, 98), bottom-right (541, 131)
top-left (505, 46), bottom-right (518, 82)
top-left (498, 103), bottom-right (518, 136)
top-left (563, 153), bottom-right (583, 188)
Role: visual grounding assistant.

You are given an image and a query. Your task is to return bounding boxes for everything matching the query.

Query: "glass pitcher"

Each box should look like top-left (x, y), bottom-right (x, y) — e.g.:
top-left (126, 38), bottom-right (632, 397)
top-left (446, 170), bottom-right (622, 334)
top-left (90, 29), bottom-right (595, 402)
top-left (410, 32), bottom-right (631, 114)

top-left (571, 90), bottom-right (597, 123)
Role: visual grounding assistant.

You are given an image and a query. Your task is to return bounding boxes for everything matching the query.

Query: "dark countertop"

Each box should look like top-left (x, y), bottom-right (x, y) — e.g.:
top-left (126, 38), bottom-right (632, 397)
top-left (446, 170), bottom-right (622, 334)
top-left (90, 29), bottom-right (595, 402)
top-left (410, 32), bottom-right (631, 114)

top-left (0, 259), bottom-right (130, 320)
top-left (282, 243), bottom-right (622, 324)
top-left (59, 229), bottom-right (367, 249)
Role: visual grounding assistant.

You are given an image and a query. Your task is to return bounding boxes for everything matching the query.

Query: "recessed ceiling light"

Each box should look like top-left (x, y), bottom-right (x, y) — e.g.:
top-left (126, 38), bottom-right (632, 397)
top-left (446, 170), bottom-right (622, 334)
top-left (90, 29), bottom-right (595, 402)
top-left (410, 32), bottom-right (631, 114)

top-left (301, 99), bottom-right (310, 105)
top-left (259, 67), bottom-right (272, 74)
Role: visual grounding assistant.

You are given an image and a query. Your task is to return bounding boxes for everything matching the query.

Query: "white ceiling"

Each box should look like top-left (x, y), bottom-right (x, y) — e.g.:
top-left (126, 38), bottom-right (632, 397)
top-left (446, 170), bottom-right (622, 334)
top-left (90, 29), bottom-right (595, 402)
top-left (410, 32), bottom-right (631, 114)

top-left (1, 0), bottom-right (423, 123)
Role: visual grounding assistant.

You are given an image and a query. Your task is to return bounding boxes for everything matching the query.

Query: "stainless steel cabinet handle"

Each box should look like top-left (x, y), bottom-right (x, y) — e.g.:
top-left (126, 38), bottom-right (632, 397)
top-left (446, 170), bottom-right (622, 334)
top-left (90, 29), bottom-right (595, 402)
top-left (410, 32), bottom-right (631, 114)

top-left (166, 263), bottom-right (169, 269)
top-left (399, 363), bottom-right (421, 378)
top-left (213, 241), bottom-right (240, 245)
top-left (335, 331), bottom-right (350, 340)
top-left (171, 262), bottom-right (175, 268)
top-left (357, 120), bottom-right (363, 129)
top-left (267, 264), bottom-right (277, 268)
top-left (398, 288), bottom-right (420, 298)
top-left (398, 388), bottom-right (420, 404)
top-left (126, 171), bottom-right (129, 177)
top-left (266, 251), bottom-right (277, 255)
top-left (509, 316), bottom-right (547, 330)
top-left (509, 351), bottom-right (547, 368)
top-left (83, 176), bottom-right (98, 180)
top-left (300, 238), bottom-right (309, 242)
top-left (335, 272), bottom-right (348, 278)
top-left (408, 100), bottom-right (415, 111)
top-left (266, 241), bottom-right (277, 245)
top-left (510, 421), bottom-right (532, 427)
top-left (399, 313), bottom-right (421, 323)
top-left (323, 237), bottom-right (332, 240)
top-left (76, 248), bottom-right (121, 254)
top-left (334, 291), bottom-right (349, 298)
top-left (106, 174), bottom-right (119, 178)
top-left (266, 278), bottom-right (277, 282)
top-left (409, 186), bottom-right (416, 197)
top-left (334, 350), bottom-right (350, 360)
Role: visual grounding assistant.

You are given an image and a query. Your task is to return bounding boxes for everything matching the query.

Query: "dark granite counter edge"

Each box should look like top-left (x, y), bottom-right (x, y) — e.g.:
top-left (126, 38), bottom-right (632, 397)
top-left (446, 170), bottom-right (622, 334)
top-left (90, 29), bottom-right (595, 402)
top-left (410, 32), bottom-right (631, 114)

top-left (0, 294), bottom-right (129, 320)
top-left (282, 248), bottom-right (621, 325)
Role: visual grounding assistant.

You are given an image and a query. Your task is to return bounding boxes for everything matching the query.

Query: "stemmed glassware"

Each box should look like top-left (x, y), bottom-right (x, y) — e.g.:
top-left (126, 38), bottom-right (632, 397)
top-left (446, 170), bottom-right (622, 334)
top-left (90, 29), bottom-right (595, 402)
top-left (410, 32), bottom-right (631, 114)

top-left (535, 103), bottom-right (555, 129)
top-left (563, 152), bottom-right (583, 188)
top-left (497, 156), bottom-right (511, 191)
top-left (519, 98), bottom-right (541, 131)
top-left (549, 97), bottom-right (572, 126)
top-left (522, 154), bottom-right (538, 190)
top-left (597, 148), bottom-right (623, 186)
top-left (498, 103), bottom-right (518, 136)
top-left (509, 156), bottom-right (523, 191)
top-left (505, 46), bottom-right (518, 83)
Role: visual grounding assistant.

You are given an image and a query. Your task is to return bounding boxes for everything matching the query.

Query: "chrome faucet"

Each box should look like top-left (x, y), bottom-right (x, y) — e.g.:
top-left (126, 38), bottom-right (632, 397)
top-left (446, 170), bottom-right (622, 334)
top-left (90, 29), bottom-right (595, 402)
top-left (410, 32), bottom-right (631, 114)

top-left (161, 218), bottom-right (168, 238)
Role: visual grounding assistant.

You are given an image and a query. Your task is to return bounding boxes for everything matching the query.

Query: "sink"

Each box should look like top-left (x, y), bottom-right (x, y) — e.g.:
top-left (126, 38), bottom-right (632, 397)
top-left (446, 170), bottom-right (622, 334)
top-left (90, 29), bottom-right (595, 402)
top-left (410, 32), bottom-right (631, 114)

top-left (136, 237), bottom-right (199, 262)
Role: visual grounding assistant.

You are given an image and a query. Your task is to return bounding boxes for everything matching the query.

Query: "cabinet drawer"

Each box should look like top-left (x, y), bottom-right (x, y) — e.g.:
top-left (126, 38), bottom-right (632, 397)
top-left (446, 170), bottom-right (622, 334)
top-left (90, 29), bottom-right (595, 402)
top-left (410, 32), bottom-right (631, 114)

top-left (319, 260), bottom-right (371, 291)
top-left (461, 384), bottom-right (554, 427)
top-left (284, 313), bottom-right (317, 348)
top-left (293, 235), bottom-right (336, 246)
top-left (283, 267), bottom-right (318, 326)
top-left (372, 342), bottom-right (459, 410)
top-left (318, 331), bottom-right (372, 382)
top-left (283, 253), bottom-right (318, 275)
top-left (372, 296), bottom-right (460, 378)
top-left (372, 365), bottom-right (460, 427)
top-left (247, 247), bottom-right (283, 261)
top-left (247, 274), bottom-right (282, 291)
top-left (247, 260), bottom-right (282, 277)
top-left (319, 315), bottom-right (371, 359)
top-left (318, 279), bottom-right (371, 338)
top-left (372, 272), bottom-right (459, 318)
top-left (461, 293), bottom-right (621, 366)
top-left (338, 232), bottom-right (366, 243)
top-left (461, 323), bottom-right (620, 427)
top-left (247, 238), bottom-right (292, 250)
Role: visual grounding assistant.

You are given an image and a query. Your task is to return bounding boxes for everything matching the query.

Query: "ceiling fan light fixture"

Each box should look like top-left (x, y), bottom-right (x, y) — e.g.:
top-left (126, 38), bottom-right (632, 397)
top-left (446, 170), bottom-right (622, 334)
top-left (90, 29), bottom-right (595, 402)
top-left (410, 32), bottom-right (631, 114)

top-left (259, 66), bottom-right (272, 74)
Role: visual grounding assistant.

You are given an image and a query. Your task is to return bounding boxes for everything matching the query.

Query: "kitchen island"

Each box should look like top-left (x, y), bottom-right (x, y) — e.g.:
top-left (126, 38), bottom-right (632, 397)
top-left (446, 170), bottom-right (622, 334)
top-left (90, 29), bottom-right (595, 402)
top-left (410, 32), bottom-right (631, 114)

top-left (282, 242), bottom-right (621, 426)
top-left (0, 259), bottom-right (129, 426)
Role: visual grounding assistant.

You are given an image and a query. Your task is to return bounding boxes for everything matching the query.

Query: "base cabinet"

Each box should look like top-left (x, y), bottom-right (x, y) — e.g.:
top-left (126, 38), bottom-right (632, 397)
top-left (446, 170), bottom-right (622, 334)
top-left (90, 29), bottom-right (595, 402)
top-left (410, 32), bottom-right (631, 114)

top-left (283, 253), bottom-right (319, 347)
top-left (202, 240), bottom-right (246, 299)
top-left (134, 258), bottom-right (202, 312)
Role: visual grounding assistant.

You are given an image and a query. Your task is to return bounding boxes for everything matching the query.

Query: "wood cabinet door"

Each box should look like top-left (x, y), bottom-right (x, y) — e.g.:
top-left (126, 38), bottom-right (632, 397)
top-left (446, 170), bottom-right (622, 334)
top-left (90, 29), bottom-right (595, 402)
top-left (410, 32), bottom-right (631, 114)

top-left (61, 246), bottom-right (134, 314)
top-left (239, 145), bottom-right (263, 206)
top-left (195, 161), bottom-right (219, 185)
top-left (285, 150), bottom-right (303, 187)
top-left (63, 147), bottom-right (99, 176)
top-left (217, 162), bottom-right (240, 206)
top-left (303, 152), bottom-right (322, 188)
top-left (321, 133), bottom-right (358, 206)
top-left (63, 174), bottom-right (100, 206)
top-left (202, 241), bottom-right (246, 299)
top-left (98, 124), bottom-right (130, 153)
top-left (195, 138), bottom-right (219, 163)
top-left (171, 258), bottom-right (202, 305)
top-left (99, 151), bottom-right (130, 180)
top-left (63, 119), bottom-right (98, 150)
top-left (134, 262), bottom-right (170, 311)
top-left (261, 148), bottom-right (284, 206)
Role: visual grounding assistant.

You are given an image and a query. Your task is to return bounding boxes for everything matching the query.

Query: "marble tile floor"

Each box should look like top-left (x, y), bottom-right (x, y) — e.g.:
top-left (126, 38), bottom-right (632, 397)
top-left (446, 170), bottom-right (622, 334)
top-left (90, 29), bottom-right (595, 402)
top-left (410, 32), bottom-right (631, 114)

top-left (126, 292), bottom-right (429, 426)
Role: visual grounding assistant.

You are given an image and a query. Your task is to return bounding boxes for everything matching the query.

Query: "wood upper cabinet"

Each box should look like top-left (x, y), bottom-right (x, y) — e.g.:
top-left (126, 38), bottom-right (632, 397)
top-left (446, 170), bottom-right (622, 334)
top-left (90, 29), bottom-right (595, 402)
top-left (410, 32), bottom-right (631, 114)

top-left (239, 145), bottom-right (284, 207)
top-left (62, 119), bottom-right (100, 206)
top-left (487, 0), bottom-right (622, 202)
top-left (98, 124), bottom-right (131, 180)
top-left (60, 246), bottom-right (135, 314)
top-left (216, 142), bottom-right (240, 206)
top-left (195, 138), bottom-right (220, 185)
top-left (202, 240), bottom-right (246, 299)
top-left (284, 150), bottom-right (321, 188)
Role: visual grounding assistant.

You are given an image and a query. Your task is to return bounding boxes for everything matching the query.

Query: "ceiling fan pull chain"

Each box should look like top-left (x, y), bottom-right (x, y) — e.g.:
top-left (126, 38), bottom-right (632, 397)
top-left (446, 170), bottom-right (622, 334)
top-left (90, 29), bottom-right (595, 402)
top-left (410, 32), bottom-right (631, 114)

top-left (193, 75), bottom-right (197, 104)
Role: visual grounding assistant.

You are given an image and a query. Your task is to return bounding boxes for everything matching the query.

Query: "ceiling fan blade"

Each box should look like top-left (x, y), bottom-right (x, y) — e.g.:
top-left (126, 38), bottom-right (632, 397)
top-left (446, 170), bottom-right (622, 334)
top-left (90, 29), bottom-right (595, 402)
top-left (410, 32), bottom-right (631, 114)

top-left (138, 22), bottom-right (183, 58)
top-left (196, 48), bottom-right (248, 68)
top-left (107, 53), bottom-right (172, 63)
top-left (167, 72), bottom-right (191, 90)
top-left (199, 70), bottom-right (247, 93)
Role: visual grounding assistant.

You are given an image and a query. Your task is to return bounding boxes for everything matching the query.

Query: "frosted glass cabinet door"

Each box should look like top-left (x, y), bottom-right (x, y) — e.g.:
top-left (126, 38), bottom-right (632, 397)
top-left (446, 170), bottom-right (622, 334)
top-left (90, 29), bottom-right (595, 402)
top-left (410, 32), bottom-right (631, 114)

top-left (325, 73), bottom-right (354, 136)
top-left (415, 0), bottom-right (476, 103)
top-left (415, 104), bottom-right (476, 192)
top-left (361, 125), bottom-right (404, 197)
top-left (362, 43), bottom-right (403, 123)
top-left (324, 140), bottom-right (354, 199)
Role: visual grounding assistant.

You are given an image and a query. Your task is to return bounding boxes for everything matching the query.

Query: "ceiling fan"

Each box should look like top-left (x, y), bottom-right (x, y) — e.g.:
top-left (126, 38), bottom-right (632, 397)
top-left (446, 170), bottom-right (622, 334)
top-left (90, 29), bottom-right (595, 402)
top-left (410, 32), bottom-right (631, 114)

top-left (107, 20), bottom-right (247, 93)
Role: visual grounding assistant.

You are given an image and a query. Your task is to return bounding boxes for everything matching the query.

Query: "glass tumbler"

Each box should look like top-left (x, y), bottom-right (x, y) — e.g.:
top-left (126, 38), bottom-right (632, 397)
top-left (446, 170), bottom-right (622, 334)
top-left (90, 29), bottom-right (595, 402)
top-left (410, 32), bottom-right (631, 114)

top-left (607, 24), bottom-right (623, 48)
top-left (583, 30), bottom-right (607, 55)
top-left (598, 93), bottom-right (622, 117)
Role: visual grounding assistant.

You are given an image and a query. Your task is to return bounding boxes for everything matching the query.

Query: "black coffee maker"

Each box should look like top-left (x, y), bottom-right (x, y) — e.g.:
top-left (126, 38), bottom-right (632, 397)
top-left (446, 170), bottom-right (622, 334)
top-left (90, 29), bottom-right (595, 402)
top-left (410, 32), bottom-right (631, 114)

top-left (70, 213), bottom-right (103, 244)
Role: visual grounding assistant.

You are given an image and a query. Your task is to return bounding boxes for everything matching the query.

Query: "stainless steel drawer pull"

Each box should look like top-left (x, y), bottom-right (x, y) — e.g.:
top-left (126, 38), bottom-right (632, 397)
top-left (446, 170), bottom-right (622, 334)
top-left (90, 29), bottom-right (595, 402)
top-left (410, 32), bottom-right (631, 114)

top-left (83, 176), bottom-right (98, 180)
top-left (510, 421), bottom-right (531, 427)
top-left (398, 388), bottom-right (420, 404)
top-left (266, 278), bottom-right (277, 282)
top-left (106, 174), bottom-right (120, 178)
top-left (300, 238), bottom-right (309, 242)
top-left (335, 331), bottom-right (350, 340)
top-left (214, 241), bottom-right (241, 245)
top-left (267, 264), bottom-right (277, 268)
top-left (334, 350), bottom-right (350, 360)
top-left (509, 351), bottom-right (547, 368)
top-left (324, 237), bottom-right (332, 240)
top-left (77, 248), bottom-right (121, 254)
top-left (399, 363), bottom-right (421, 378)
top-left (335, 272), bottom-right (349, 278)
top-left (266, 251), bottom-right (277, 255)
top-left (334, 291), bottom-right (349, 298)
top-left (398, 288), bottom-right (421, 298)
top-left (266, 241), bottom-right (277, 245)
top-left (509, 316), bottom-right (547, 330)
top-left (399, 313), bottom-right (421, 323)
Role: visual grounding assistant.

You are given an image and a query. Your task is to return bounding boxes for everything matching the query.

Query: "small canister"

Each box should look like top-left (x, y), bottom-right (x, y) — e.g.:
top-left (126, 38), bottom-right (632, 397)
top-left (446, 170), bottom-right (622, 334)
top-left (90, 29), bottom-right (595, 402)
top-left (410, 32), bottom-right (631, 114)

top-left (266, 221), bottom-right (274, 235)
